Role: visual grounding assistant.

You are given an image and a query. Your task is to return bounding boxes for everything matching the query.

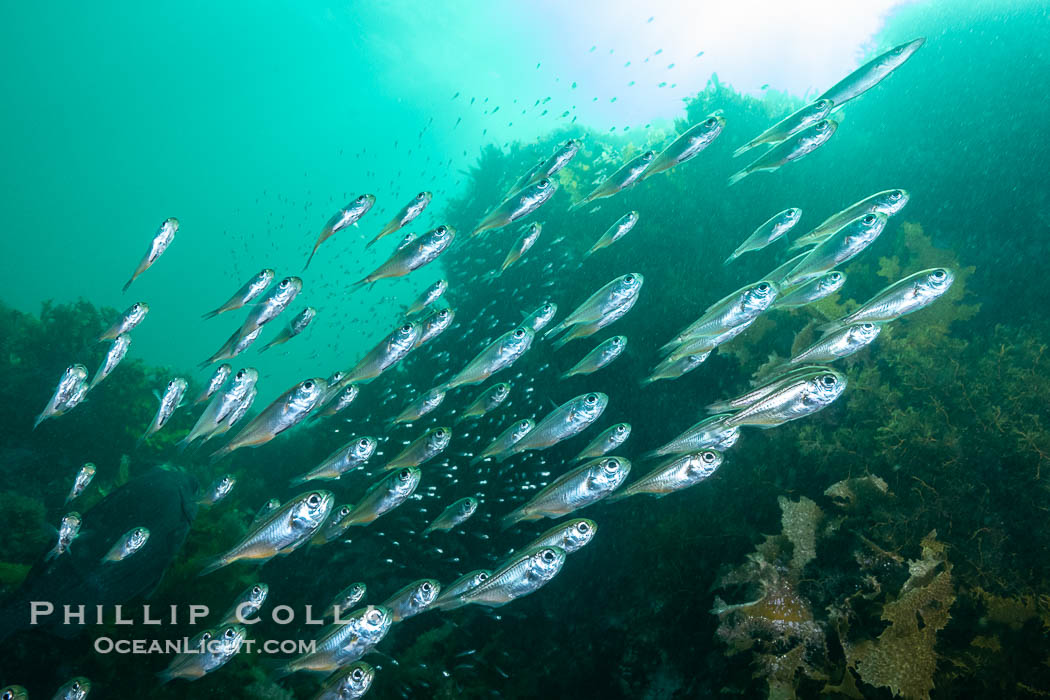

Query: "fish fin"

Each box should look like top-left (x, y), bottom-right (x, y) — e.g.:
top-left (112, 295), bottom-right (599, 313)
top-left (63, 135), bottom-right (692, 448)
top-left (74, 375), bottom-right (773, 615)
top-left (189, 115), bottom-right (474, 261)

top-left (258, 341), bottom-right (273, 354)
top-left (302, 246), bottom-right (319, 272)
top-left (726, 169), bottom-right (749, 187)
top-left (155, 670), bottom-right (174, 685)
top-left (198, 554), bottom-right (229, 577)
top-left (499, 512), bottom-right (522, 531)
top-left (551, 333), bottom-right (573, 351)
top-left (722, 252), bottom-right (738, 266)
top-left (208, 445), bottom-right (233, 464)
top-left (604, 490), bottom-right (630, 504)
top-left (121, 277), bottom-right (134, 294)
top-left (816, 319), bottom-right (845, 334)
top-left (731, 142), bottom-right (754, 158)
top-left (32, 413), bottom-right (46, 430)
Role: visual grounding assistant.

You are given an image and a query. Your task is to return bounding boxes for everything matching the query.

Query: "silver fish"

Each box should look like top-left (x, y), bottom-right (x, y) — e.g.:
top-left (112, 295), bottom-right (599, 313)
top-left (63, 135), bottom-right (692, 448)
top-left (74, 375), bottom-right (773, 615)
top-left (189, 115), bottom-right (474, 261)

top-left (200, 475), bottom-right (236, 506)
top-left (194, 363), bottom-right (232, 404)
top-left (455, 382), bottom-right (511, 424)
top-left (827, 267), bottom-right (955, 327)
top-left (380, 427), bottom-right (451, 471)
top-left (51, 677), bottom-right (91, 700)
top-left (98, 302), bottom-right (149, 341)
top-left (390, 388), bottom-right (445, 425)
top-left (433, 570), bottom-right (491, 611)
top-left (502, 456), bottom-right (629, 527)
top-left (562, 335), bottom-right (626, 379)
top-left (200, 490), bottom-right (333, 575)
top-left (210, 378), bottom-right (328, 460)
top-left (733, 99), bottom-right (834, 157)
top-left (572, 423), bottom-right (631, 462)
top-left (705, 366), bottom-right (830, 414)
top-left (722, 368), bottom-right (847, 428)
top-left (102, 526), bottom-right (150, 562)
top-left (46, 512), bottom-right (82, 561)
top-left (218, 583), bottom-right (269, 625)
top-left (310, 661), bottom-right (375, 700)
top-left (782, 212), bottom-right (888, 286)
top-left (585, 211), bottom-right (639, 257)
top-left (123, 217), bottom-right (178, 292)
top-left (572, 150), bottom-right (654, 209)
top-left (139, 378), bottom-right (187, 443)
top-left (819, 37), bottom-right (925, 108)
top-left (527, 518), bottom-right (597, 554)
top-left (608, 451), bottom-right (723, 502)
top-left (314, 503), bottom-right (355, 545)
top-left (423, 496), bottom-right (478, 535)
top-left (473, 179), bottom-right (557, 237)
top-left (455, 545), bottom-right (566, 606)
top-left (251, 498), bottom-right (281, 525)
top-left (642, 115), bottom-right (725, 179)
top-left (202, 268), bottom-right (275, 319)
top-left (65, 463), bottom-right (96, 504)
top-left (305, 194), bottom-right (376, 270)
top-left (511, 392), bottom-right (608, 454)
top-left (326, 582), bottom-right (367, 619)
top-left (470, 418), bottom-right (534, 465)
top-left (314, 383), bottom-right (359, 419)
top-left (785, 322), bottom-right (882, 365)
top-left (727, 119), bottom-right (838, 186)
top-left (1, 685), bottom-right (28, 700)
top-left (87, 333), bottom-right (131, 391)
top-left (645, 414), bottom-right (740, 458)
top-left (544, 273), bottom-right (644, 340)
top-left (201, 325), bottom-right (262, 366)
top-left (724, 208), bottom-right (802, 265)
top-left (440, 327), bottom-right (534, 391)
top-left (279, 605), bottom-right (391, 675)
top-left (259, 306), bottom-right (317, 353)
top-left (356, 224), bottom-right (455, 286)
top-left (551, 293), bottom-right (638, 350)
top-left (405, 279), bottom-right (447, 315)
top-left (344, 322), bottom-right (420, 383)
top-left (369, 191), bottom-right (432, 248)
top-left (508, 138), bottom-right (580, 193)
top-left (412, 307), bottom-right (455, 350)
top-left (790, 189), bottom-right (910, 250)
top-left (157, 624), bottom-right (245, 682)
top-left (496, 222), bottom-right (542, 274)
top-left (661, 280), bottom-right (777, 353)
top-left (523, 301), bottom-right (558, 332)
top-left (771, 271), bottom-right (846, 309)
top-left (290, 436), bottom-right (377, 485)
top-left (179, 367), bottom-right (259, 447)
top-left (641, 350), bottom-right (711, 386)
top-left (240, 276), bottom-right (303, 335)
top-left (382, 579), bottom-right (440, 622)
top-left (337, 467), bottom-right (421, 528)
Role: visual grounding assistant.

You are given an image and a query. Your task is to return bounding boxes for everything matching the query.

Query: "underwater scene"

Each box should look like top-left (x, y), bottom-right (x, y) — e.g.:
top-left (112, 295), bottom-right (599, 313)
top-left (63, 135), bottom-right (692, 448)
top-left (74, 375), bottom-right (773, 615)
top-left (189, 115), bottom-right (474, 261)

top-left (2, 0), bottom-right (1050, 698)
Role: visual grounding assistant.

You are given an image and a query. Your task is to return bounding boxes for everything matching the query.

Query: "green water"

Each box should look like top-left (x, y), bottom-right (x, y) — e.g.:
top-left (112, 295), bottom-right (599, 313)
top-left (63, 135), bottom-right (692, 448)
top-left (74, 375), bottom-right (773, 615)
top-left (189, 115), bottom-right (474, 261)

top-left (2, 1), bottom-right (1050, 698)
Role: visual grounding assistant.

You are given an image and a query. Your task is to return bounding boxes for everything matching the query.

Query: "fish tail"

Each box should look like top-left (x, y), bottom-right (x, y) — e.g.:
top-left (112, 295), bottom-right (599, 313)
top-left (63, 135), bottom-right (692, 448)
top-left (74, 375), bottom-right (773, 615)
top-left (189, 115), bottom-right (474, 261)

top-left (303, 246), bottom-right (319, 272)
top-left (705, 400), bottom-right (731, 414)
top-left (731, 142), bottom-right (754, 158)
top-left (209, 444), bottom-right (233, 464)
top-left (722, 252), bottom-right (738, 266)
top-left (201, 308), bottom-right (220, 320)
top-left (542, 323), bottom-right (566, 341)
top-left (499, 511), bottom-right (522, 531)
top-left (198, 554), bottom-right (230, 577)
top-left (604, 489), bottom-right (632, 504)
top-left (816, 318), bottom-right (844, 334)
top-left (726, 169), bottom-right (749, 187)
top-left (32, 412), bottom-right (46, 430)
top-left (288, 475), bottom-right (307, 487)
top-left (155, 670), bottom-right (175, 685)
top-left (121, 277), bottom-right (134, 293)
top-left (258, 340), bottom-right (274, 354)
top-left (551, 333), bottom-right (574, 351)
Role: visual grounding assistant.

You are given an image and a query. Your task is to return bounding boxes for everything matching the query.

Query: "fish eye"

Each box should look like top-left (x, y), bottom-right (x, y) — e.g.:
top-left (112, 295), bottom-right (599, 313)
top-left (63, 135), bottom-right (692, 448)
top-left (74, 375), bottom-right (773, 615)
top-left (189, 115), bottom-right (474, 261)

top-left (435, 428), bottom-right (446, 438)
top-left (340, 506), bottom-right (351, 517)
top-left (817, 120), bottom-right (829, 130)
top-left (891, 191), bottom-right (903, 200)
top-left (624, 274), bottom-right (635, 284)
top-left (643, 151), bottom-right (654, 159)
top-left (585, 394), bottom-right (598, 404)
top-left (541, 549), bottom-right (556, 562)
top-left (820, 374), bottom-right (837, 387)
top-left (757, 282), bottom-right (770, 293)
top-left (519, 421), bottom-right (531, 430)
top-left (862, 214), bottom-right (877, 225)
top-left (400, 324), bottom-right (413, 333)
top-left (537, 179), bottom-right (551, 189)
top-left (3, 690), bottom-right (13, 699)
top-left (421, 581), bottom-right (433, 592)
top-left (704, 117), bottom-right (717, 127)
top-left (578, 521), bottom-right (590, 533)
top-left (359, 438), bottom-right (370, 448)
top-left (436, 225), bottom-right (448, 235)
top-left (438, 310), bottom-right (449, 319)
top-left (307, 494), bottom-right (321, 506)
top-left (513, 328), bottom-right (525, 338)
top-left (616, 424), bottom-right (627, 433)
top-left (932, 269), bottom-right (946, 280)
top-left (417, 191), bottom-right (426, 199)
top-left (279, 279), bottom-right (289, 288)
top-left (862, 323), bottom-right (876, 331)
top-left (224, 627), bottom-right (237, 639)
top-left (303, 380), bottom-right (314, 390)
top-left (478, 572), bottom-right (489, 582)
top-left (602, 458), bottom-right (618, 472)
top-left (352, 667), bottom-right (364, 680)
top-left (702, 451), bottom-right (717, 463)
top-left (398, 469), bottom-right (412, 481)
top-left (366, 609), bottom-right (383, 624)
top-left (830, 272), bottom-right (842, 281)
top-left (252, 586), bottom-right (262, 595)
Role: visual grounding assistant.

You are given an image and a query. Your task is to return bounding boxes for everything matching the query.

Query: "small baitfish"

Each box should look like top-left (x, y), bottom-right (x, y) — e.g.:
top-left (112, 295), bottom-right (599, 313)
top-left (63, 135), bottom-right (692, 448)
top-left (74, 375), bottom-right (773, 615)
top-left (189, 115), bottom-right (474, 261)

top-left (290, 436), bottom-right (377, 485)
top-left (608, 451), bottom-right (723, 502)
top-left (200, 491), bottom-right (333, 575)
top-left (473, 179), bottom-right (557, 237)
top-left (724, 208), bottom-right (802, 265)
top-left (102, 526), bottom-right (150, 562)
top-left (454, 546), bottom-right (566, 607)
top-left (506, 138), bottom-right (580, 193)
top-left (523, 301), bottom-right (558, 332)
top-left (771, 271), bottom-right (846, 310)
top-left (571, 423), bottom-right (631, 462)
top-left (65, 463), bottom-right (96, 504)
top-left (727, 119), bottom-right (837, 186)
top-left (585, 211), bottom-right (639, 257)
top-left (200, 475), bottom-right (236, 506)
top-left (645, 414), bottom-right (740, 458)
top-left (571, 150), bottom-right (654, 209)
top-left (783, 322), bottom-right (882, 366)
top-left (277, 606), bottom-right (391, 676)
top-left (721, 368), bottom-right (847, 429)
top-left (642, 114), bottom-right (725, 179)
top-left (343, 322), bottom-right (420, 384)
top-left (502, 456), bottom-right (629, 528)
top-left (335, 468), bottom-right (421, 528)
top-left (218, 583), bottom-right (269, 625)
top-left (87, 333), bottom-right (131, 392)
top-left (781, 212), bottom-right (887, 287)
top-left (381, 579), bottom-right (441, 622)
top-left (305, 194), bottom-right (376, 270)
top-left (98, 302), bottom-right (149, 341)
top-left (454, 382), bottom-right (511, 424)
top-left (526, 518), bottom-right (598, 554)
top-left (194, 363), bottom-right (232, 404)
top-left (123, 217), bottom-right (178, 292)
top-left (470, 418), bottom-right (534, 465)
top-left (823, 267), bottom-right (955, 327)
top-left (790, 189), bottom-right (909, 250)
top-left (202, 269), bottom-right (275, 319)
top-left (326, 582), bottom-right (367, 619)
top-left (179, 367), bottom-right (259, 448)
top-left (733, 99), bottom-right (833, 157)
top-left (356, 224), bottom-right (455, 286)
top-left (561, 335), bottom-right (627, 379)
top-left (544, 273), bottom-right (644, 340)
top-left (439, 327), bottom-right (534, 391)
top-left (379, 427), bottom-right (451, 471)
top-left (405, 279), bottom-right (447, 316)
top-left (157, 624), bottom-right (246, 683)
top-left (819, 37), bottom-right (925, 109)
top-left (259, 306), bottom-right (317, 353)
top-left (496, 222), bottom-right (542, 274)
top-left (510, 392), bottom-right (608, 454)
top-left (412, 307), bottom-right (455, 350)
top-left (390, 387), bottom-right (445, 425)
top-left (51, 677), bottom-right (91, 699)
top-left (210, 378), bottom-right (328, 461)
top-left (310, 661), bottom-right (375, 700)
top-left (432, 570), bottom-right (491, 611)
top-left (369, 191), bottom-right (431, 248)
top-left (239, 277), bottom-right (303, 335)
top-left (139, 378), bottom-right (188, 444)
top-left (46, 512), bottom-right (82, 561)
top-left (423, 496), bottom-right (478, 535)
